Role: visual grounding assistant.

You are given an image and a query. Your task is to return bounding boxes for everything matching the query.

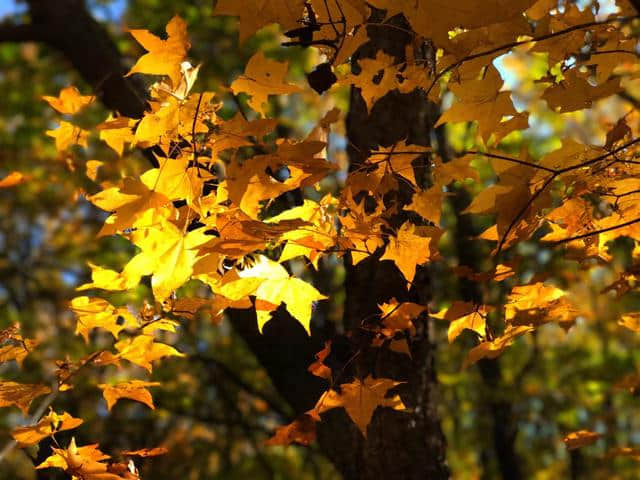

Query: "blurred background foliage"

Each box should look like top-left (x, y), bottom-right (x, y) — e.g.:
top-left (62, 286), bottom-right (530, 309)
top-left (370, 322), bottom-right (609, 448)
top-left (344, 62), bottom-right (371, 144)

top-left (0, 0), bottom-right (639, 479)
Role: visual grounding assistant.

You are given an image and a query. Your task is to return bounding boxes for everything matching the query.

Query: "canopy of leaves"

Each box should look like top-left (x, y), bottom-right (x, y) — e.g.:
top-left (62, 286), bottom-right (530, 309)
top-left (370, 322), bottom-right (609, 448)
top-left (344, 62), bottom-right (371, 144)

top-left (0, 0), bottom-right (639, 479)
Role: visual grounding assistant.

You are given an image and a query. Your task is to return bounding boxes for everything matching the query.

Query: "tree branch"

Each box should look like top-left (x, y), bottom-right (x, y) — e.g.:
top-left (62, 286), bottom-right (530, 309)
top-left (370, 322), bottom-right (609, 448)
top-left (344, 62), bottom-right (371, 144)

top-left (0, 22), bottom-right (43, 43)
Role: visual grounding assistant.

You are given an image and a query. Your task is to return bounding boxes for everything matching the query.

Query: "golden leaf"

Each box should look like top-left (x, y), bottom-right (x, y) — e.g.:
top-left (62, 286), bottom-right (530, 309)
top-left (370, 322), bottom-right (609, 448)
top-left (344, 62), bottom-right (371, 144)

top-left (563, 430), bottom-right (602, 450)
top-left (315, 376), bottom-right (406, 436)
top-left (12, 411), bottom-right (83, 447)
top-left (42, 86), bottom-right (94, 114)
top-left (230, 51), bottom-right (302, 116)
top-left (213, 0), bottom-right (305, 44)
top-left (0, 171), bottom-right (29, 188)
top-left (46, 121), bottom-right (89, 152)
top-left (0, 381), bottom-right (51, 414)
top-left (98, 380), bottom-right (161, 411)
top-left (380, 222), bottom-right (440, 284)
top-left (70, 296), bottom-right (139, 342)
top-left (217, 255), bottom-right (326, 334)
top-left (122, 447), bottom-right (168, 457)
top-left (115, 335), bottom-right (184, 372)
top-left (127, 15), bottom-right (190, 87)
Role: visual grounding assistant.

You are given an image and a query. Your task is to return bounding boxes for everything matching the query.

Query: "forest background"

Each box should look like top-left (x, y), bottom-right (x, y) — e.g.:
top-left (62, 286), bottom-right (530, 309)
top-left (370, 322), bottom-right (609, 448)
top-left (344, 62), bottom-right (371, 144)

top-left (0, 0), bottom-right (639, 479)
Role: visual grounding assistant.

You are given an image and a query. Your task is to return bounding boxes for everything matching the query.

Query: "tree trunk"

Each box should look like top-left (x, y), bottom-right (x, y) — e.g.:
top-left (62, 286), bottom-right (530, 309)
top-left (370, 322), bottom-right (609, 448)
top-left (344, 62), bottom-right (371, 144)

top-left (314, 13), bottom-right (449, 479)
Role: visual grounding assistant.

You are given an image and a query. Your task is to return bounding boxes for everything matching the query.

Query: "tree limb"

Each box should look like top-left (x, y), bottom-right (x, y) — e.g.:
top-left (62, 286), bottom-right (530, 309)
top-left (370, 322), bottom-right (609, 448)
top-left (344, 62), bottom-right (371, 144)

top-left (0, 22), bottom-right (42, 42)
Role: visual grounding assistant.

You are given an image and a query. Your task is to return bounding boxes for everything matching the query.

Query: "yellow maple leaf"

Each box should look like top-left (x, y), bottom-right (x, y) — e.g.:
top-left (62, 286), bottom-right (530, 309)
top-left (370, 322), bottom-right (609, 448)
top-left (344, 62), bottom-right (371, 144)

top-left (98, 380), bottom-right (161, 411)
top-left (315, 376), bottom-right (406, 436)
top-left (404, 187), bottom-right (449, 226)
top-left (36, 438), bottom-right (130, 480)
top-left (217, 255), bottom-right (326, 334)
top-left (122, 447), bottom-right (168, 457)
top-left (128, 220), bottom-right (209, 301)
top-left (140, 155), bottom-right (206, 204)
top-left (432, 302), bottom-right (491, 343)
top-left (0, 338), bottom-right (39, 367)
top-left (436, 66), bottom-right (517, 142)
top-left (265, 197), bottom-right (338, 268)
top-left (563, 430), bottom-right (602, 450)
top-left (380, 222), bottom-right (440, 284)
top-left (542, 70), bottom-right (621, 113)
top-left (88, 177), bottom-right (171, 236)
top-left (42, 86), bottom-right (94, 114)
top-left (127, 15), bottom-right (190, 87)
top-left (46, 121), bottom-right (89, 152)
top-left (368, 0), bottom-right (536, 45)
top-left (115, 335), bottom-right (184, 372)
top-left (0, 171), bottom-right (29, 188)
top-left (213, 0), bottom-right (305, 44)
top-left (96, 117), bottom-right (136, 156)
top-left (463, 325), bottom-right (534, 368)
top-left (230, 51), bottom-right (302, 116)
top-left (12, 411), bottom-right (83, 447)
top-left (70, 296), bottom-right (139, 342)
top-left (0, 381), bottom-right (51, 414)
top-left (378, 299), bottom-right (426, 335)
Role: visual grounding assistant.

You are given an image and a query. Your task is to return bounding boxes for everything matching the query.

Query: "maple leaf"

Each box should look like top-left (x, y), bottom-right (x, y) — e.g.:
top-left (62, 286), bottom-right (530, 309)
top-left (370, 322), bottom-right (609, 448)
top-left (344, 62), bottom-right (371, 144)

top-left (230, 51), bottom-right (303, 116)
top-left (369, 0), bottom-right (536, 45)
top-left (225, 139), bottom-right (331, 218)
top-left (98, 380), bottom-right (161, 411)
top-left (70, 296), bottom-right (139, 342)
top-left (338, 51), bottom-right (398, 111)
top-left (436, 66), bottom-right (517, 141)
top-left (88, 177), bottom-right (171, 236)
top-left (36, 438), bottom-right (134, 480)
top-left (315, 376), bottom-right (406, 436)
top-left (140, 155), bottom-right (206, 204)
top-left (114, 335), bottom-right (184, 372)
top-left (0, 171), bottom-right (29, 188)
top-left (0, 337), bottom-right (39, 368)
top-left (266, 413), bottom-right (318, 446)
top-left (122, 447), bottom-right (168, 457)
top-left (542, 70), bottom-right (622, 113)
top-left (378, 299), bottom-right (426, 335)
top-left (266, 197), bottom-right (338, 268)
top-left (213, 0), bottom-right (305, 44)
top-left (97, 117), bottom-right (136, 156)
top-left (563, 430), bottom-right (602, 450)
top-left (127, 220), bottom-right (210, 301)
top-left (211, 113), bottom-right (277, 154)
top-left (0, 381), bottom-right (51, 414)
top-left (85, 160), bottom-right (104, 182)
top-left (127, 15), bottom-right (190, 87)
top-left (404, 188), bottom-right (449, 226)
top-left (308, 342), bottom-right (332, 380)
top-left (380, 222), bottom-right (441, 284)
top-left (432, 302), bottom-right (492, 343)
top-left (46, 121), bottom-right (89, 152)
top-left (217, 255), bottom-right (326, 333)
top-left (463, 325), bottom-right (534, 368)
top-left (0, 326), bottom-right (39, 368)
top-left (12, 411), bottom-right (83, 447)
top-left (42, 86), bottom-right (94, 114)
top-left (371, 141), bottom-right (429, 188)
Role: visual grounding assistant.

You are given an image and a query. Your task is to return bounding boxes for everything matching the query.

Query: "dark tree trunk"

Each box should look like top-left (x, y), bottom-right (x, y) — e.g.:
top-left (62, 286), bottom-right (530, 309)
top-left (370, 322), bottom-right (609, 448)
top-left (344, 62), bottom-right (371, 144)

top-left (313, 13), bottom-right (449, 479)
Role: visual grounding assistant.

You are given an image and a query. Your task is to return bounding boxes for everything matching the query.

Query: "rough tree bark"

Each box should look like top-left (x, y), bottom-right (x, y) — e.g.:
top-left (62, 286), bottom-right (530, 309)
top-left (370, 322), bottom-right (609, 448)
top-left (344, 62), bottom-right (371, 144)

top-left (313, 13), bottom-right (449, 479)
